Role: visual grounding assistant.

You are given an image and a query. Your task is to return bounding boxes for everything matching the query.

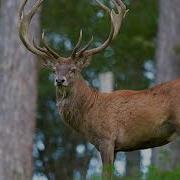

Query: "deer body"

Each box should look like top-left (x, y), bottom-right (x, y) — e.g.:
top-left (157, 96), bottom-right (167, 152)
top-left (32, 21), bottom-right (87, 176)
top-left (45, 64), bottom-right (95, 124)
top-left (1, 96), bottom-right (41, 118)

top-left (18, 0), bottom-right (180, 179)
top-left (57, 77), bottom-right (180, 153)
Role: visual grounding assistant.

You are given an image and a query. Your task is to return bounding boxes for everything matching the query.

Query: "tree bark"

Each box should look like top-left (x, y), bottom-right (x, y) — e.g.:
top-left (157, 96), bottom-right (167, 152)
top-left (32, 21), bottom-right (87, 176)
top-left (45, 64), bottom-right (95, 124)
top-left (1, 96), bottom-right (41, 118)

top-left (0, 0), bottom-right (40, 179)
top-left (152, 0), bottom-right (180, 170)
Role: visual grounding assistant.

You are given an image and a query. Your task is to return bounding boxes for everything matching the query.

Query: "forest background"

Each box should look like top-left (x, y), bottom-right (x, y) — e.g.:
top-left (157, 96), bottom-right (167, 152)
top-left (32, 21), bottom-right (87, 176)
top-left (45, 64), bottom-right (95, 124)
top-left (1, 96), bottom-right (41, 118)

top-left (0, 0), bottom-right (180, 179)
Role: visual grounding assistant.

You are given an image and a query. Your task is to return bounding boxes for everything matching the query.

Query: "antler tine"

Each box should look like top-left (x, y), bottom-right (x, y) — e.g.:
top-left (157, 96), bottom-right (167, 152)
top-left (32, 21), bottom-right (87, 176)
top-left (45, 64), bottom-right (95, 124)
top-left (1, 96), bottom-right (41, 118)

top-left (32, 38), bottom-right (55, 59)
top-left (77, 36), bottom-right (94, 58)
top-left (111, 0), bottom-right (128, 39)
top-left (19, 0), bottom-right (65, 63)
top-left (76, 0), bottom-right (127, 58)
top-left (114, 0), bottom-right (127, 13)
top-left (41, 32), bottom-right (62, 59)
top-left (32, 32), bottom-right (62, 60)
top-left (28, 0), bottom-right (44, 21)
top-left (71, 30), bottom-right (83, 59)
top-left (19, 0), bottom-right (27, 19)
top-left (95, 0), bottom-right (111, 14)
top-left (80, 0), bottom-right (115, 57)
top-left (32, 38), bottom-right (46, 52)
top-left (19, 0), bottom-right (51, 59)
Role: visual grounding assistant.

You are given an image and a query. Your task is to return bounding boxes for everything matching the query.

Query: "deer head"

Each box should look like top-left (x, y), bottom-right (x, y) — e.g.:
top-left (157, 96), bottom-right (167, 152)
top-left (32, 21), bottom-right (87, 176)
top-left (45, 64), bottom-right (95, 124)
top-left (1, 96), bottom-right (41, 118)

top-left (19, 0), bottom-right (128, 87)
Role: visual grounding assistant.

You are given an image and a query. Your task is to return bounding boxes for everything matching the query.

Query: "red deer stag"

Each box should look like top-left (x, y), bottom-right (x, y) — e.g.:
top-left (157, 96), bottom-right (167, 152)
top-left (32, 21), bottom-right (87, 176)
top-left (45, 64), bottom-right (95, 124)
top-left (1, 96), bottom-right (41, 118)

top-left (19, 0), bottom-right (180, 179)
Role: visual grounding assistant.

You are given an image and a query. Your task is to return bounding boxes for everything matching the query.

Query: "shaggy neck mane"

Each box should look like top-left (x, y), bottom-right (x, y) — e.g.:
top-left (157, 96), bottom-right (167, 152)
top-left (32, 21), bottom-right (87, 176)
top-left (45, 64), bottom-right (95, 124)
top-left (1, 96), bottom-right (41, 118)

top-left (56, 76), bottom-right (99, 131)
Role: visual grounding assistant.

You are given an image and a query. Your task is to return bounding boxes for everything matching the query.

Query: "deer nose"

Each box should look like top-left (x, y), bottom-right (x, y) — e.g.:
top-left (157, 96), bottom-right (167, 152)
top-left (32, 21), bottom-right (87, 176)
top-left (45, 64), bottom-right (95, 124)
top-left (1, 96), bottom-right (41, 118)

top-left (56, 77), bottom-right (66, 86)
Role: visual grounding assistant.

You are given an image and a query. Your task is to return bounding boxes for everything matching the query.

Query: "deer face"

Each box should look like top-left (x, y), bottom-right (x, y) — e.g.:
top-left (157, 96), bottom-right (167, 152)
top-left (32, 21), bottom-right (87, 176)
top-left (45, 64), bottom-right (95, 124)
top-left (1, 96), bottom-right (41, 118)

top-left (53, 61), bottom-right (80, 87)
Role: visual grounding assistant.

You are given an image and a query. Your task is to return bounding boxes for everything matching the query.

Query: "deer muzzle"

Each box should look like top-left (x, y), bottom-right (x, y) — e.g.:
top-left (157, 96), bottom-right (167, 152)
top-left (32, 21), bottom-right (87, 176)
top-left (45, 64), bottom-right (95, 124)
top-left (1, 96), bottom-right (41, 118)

top-left (56, 77), bottom-right (68, 87)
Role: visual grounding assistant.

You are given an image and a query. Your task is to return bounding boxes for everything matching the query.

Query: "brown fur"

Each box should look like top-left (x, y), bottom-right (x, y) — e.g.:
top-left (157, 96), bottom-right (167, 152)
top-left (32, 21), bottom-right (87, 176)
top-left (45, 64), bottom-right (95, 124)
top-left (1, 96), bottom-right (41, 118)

top-left (56, 74), bottom-right (180, 178)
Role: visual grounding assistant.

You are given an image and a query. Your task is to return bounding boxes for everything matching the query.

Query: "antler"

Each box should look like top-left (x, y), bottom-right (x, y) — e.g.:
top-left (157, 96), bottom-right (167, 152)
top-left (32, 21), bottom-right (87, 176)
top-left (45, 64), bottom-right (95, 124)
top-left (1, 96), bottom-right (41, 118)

top-left (19, 0), bottom-right (127, 65)
top-left (72, 0), bottom-right (128, 60)
top-left (18, 0), bottom-right (66, 63)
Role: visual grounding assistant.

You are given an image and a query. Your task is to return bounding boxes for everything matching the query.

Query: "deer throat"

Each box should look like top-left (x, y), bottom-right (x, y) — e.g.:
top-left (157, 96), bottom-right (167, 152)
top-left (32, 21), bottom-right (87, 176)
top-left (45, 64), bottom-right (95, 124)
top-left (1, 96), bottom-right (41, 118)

top-left (56, 86), bottom-right (71, 107)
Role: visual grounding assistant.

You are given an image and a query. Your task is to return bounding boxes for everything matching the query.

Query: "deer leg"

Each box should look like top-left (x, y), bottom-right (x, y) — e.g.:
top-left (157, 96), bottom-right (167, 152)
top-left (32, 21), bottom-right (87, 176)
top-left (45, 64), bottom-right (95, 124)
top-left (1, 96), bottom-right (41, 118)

top-left (99, 140), bottom-right (114, 180)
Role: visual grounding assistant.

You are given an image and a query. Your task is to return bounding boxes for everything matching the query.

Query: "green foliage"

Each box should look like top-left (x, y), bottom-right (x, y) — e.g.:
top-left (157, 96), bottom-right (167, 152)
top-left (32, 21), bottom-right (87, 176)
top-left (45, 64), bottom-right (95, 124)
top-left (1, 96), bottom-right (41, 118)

top-left (90, 166), bottom-right (180, 180)
top-left (147, 166), bottom-right (180, 180)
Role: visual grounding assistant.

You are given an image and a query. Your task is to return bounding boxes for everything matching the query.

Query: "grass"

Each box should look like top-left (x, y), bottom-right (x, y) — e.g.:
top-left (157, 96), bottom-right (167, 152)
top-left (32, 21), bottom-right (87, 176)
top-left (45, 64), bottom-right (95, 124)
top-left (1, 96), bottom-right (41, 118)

top-left (89, 166), bottom-right (180, 180)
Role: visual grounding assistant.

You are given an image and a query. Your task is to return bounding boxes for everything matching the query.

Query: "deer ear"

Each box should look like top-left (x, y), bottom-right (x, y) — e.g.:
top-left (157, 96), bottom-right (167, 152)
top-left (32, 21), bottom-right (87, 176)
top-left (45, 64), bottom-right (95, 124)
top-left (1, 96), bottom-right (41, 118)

top-left (76, 57), bottom-right (91, 70)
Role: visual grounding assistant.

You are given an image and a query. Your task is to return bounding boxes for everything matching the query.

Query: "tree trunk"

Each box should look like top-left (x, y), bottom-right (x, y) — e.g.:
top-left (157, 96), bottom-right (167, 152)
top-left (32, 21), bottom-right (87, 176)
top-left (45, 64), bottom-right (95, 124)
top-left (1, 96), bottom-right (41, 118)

top-left (126, 151), bottom-right (140, 177)
top-left (99, 72), bottom-right (114, 92)
top-left (152, 0), bottom-right (180, 170)
top-left (0, 0), bottom-right (40, 179)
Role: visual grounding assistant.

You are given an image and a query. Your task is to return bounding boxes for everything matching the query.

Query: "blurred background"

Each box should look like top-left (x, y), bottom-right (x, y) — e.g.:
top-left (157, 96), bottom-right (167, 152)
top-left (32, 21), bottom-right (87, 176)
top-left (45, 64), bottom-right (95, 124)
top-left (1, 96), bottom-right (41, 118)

top-left (0, 0), bottom-right (180, 179)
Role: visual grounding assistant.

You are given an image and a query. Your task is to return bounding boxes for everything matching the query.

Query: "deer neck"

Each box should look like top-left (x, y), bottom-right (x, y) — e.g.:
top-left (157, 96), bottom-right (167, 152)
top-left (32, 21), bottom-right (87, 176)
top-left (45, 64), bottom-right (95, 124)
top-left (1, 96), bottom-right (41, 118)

top-left (56, 76), bottom-right (99, 130)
